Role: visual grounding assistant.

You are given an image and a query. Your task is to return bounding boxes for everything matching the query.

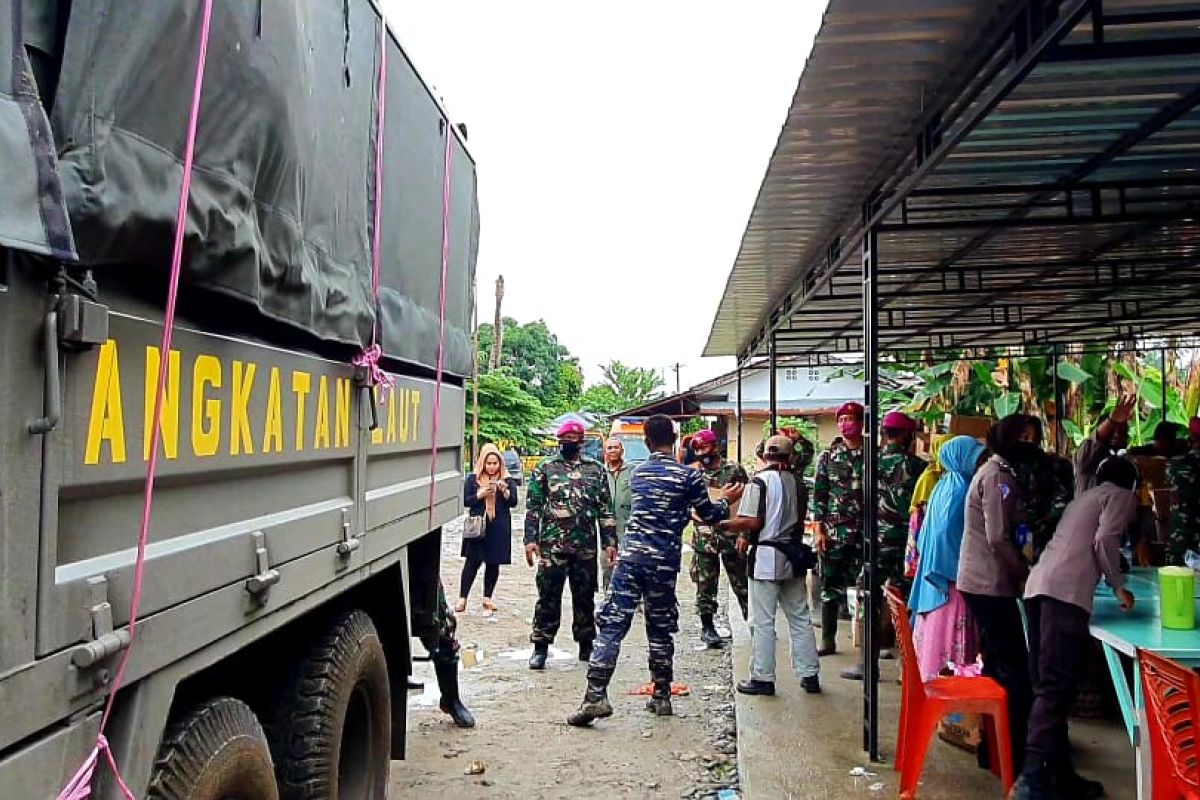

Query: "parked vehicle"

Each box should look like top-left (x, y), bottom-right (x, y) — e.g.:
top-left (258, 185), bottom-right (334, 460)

top-left (502, 448), bottom-right (525, 485)
top-left (0, 2), bottom-right (476, 798)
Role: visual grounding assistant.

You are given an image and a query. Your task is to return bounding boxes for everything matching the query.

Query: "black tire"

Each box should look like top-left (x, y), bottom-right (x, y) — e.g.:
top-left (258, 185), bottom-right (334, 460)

top-left (147, 696), bottom-right (279, 800)
top-left (269, 610), bottom-right (392, 800)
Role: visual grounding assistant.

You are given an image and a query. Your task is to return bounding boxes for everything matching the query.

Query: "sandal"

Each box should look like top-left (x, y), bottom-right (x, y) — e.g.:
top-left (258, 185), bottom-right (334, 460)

top-left (481, 598), bottom-right (498, 612)
top-left (453, 598), bottom-right (467, 613)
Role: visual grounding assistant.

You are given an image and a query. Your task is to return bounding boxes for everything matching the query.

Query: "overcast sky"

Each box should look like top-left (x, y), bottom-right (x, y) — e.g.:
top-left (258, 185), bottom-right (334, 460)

top-left (381, 2), bottom-right (823, 390)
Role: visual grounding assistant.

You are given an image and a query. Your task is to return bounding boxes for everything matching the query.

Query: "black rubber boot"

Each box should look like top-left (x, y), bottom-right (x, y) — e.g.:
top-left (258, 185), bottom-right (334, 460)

top-left (818, 600), bottom-right (839, 656)
top-left (801, 675), bottom-right (822, 694)
top-left (1010, 767), bottom-right (1061, 800)
top-left (567, 670), bottom-right (614, 727)
top-left (528, 642), bottom-right (549, 671)
top-left (434, 661), bottom-right (476, 729)
top-left (645, 679), bottom-right (673, 716)
top-left (700, 613), bottom-right (724, 649)
top-left (578, 641), bottom-right (593, 662)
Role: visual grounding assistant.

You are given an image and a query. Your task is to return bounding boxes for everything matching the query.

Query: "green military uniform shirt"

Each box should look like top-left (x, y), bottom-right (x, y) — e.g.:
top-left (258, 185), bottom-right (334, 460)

top-left (1016, 451), bottom-right (1075, 560)
top-left (1168, 449), bottom-right (1200, 564)
top-left (606, 461), bottom-right (635, 544)
top-left (811, 437), bottom-right (864, 544)
top-left (692, 460), bottom-right (749, 554)
top-left (525, 455), bottom-right (618, 556)
top-left (877, 444), bottom-right (926, 548)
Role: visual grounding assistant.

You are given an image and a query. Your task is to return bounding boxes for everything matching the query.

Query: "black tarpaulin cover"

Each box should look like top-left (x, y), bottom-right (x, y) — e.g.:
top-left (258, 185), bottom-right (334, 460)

top-left (45, 0), bottom-right (476, 377)
top-left (0, 0), bottom-right (75, 259)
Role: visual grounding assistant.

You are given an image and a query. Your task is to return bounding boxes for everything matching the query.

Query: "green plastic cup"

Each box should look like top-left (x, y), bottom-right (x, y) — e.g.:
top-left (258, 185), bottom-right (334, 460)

top-left (1158, 566), bottom-right (1197, 630)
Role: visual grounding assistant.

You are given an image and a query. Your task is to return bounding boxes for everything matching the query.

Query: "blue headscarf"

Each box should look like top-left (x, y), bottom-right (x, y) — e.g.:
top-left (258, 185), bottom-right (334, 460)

top-left (908, 435), bottom-right (986, 615)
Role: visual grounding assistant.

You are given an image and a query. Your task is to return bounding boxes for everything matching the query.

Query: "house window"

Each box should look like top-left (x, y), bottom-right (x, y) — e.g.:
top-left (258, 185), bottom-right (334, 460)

top-left (807, 367), bottom-right (820, 382)
top-left (784, 368), bottom-right (799, 381)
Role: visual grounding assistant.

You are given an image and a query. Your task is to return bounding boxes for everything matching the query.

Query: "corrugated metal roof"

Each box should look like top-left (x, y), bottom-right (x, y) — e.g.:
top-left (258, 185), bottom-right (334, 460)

top-left (707, 0), bottom-right (1200, 359)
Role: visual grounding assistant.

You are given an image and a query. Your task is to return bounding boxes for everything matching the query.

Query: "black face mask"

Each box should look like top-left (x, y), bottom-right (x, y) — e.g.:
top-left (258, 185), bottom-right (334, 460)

top-left (699, 453), bottom-right (719, 468)
top-left (561, 441), bottom-right (582, 459)
top-left (1011, 442), bottom-right (1042, 464)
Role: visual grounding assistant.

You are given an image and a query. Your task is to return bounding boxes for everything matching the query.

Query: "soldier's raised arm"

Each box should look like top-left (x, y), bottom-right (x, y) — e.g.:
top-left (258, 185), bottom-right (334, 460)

top-left (688, 466), bottom-right (730, 525)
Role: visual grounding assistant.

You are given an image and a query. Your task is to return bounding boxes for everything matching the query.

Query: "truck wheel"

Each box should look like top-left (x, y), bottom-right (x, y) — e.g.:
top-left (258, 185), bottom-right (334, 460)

top-left (270, 610), bottom-right (391, 800)
top-left (148, 696), bottom-right (279, 800)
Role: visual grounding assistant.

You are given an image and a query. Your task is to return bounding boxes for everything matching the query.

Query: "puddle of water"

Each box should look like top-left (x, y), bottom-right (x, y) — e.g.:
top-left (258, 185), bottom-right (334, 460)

top-left (497, 645), bottom-right (574, 662)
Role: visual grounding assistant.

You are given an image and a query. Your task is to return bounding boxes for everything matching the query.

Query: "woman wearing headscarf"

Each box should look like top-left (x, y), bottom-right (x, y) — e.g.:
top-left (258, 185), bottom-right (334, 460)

top-left (457, 443), bottom-right (519, 613)
top-left (908, 435), bottom-right (985, 681)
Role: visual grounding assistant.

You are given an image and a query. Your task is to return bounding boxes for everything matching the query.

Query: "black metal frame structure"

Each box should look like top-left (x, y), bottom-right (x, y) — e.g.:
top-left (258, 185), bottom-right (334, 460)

top-left (706, 0), bottom-right (1200, 760)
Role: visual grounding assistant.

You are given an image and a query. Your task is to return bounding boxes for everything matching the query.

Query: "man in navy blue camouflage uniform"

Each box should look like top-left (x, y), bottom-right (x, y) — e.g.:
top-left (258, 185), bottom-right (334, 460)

top-left (568, 415), bottom-right (743, 726)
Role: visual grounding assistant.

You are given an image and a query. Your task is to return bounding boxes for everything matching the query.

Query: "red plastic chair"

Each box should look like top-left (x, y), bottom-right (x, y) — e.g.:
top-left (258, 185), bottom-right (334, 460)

top-left (886, 585), bottom-right (1014, 799)
top-left (1137, 649), bottom-right (1200, 800)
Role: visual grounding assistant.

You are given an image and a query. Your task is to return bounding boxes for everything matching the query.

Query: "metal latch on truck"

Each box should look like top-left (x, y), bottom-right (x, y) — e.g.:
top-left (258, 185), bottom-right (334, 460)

top-left (70, 576), bottom-right (130, 677)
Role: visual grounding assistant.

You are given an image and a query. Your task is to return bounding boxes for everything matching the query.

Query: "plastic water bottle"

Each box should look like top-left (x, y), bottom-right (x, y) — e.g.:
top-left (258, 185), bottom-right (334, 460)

top-left (717, 791), bottom-right (739, 800)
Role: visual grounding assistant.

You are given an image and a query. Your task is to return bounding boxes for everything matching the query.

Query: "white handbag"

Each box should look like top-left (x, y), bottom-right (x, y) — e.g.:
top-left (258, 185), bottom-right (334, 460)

top-left (463, 514), bottom-right (487, 540)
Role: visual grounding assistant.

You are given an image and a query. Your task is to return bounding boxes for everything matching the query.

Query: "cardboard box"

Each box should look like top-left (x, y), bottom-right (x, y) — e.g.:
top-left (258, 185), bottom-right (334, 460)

top-left (945, 414), bottom-right (993, 440)
top-left (938, 712), bottom-right (983, 753)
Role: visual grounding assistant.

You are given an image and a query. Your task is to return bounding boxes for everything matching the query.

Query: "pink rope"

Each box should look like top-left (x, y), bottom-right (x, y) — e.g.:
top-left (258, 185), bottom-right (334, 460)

top-left (57, 0), bottom-right (214, 796)
top-left (427, 130), bottom-right (454, 524)
top-left (356, 18), bottom-right (391, 389)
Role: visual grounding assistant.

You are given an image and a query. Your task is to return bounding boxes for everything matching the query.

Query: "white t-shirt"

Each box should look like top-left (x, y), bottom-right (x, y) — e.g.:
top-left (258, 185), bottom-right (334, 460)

top-left (738, 469), bottom-right (801, 580)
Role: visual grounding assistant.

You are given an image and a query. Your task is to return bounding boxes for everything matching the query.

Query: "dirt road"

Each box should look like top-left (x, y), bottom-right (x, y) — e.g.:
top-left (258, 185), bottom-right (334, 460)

top-left (390, 512), bottom-right (741, 799)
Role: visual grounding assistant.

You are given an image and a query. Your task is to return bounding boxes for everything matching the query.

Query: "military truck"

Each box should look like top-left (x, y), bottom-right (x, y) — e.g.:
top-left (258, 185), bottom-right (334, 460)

top-left (0, 2), bottom-right (476, 798)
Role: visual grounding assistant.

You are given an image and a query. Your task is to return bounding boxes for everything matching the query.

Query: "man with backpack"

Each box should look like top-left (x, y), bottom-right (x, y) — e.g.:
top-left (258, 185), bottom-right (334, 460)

top-left (724, 434), bottom-right (822, 696)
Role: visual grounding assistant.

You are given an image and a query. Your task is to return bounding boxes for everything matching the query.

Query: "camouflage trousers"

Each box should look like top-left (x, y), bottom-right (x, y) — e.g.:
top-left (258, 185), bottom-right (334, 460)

top-left (416, 580), bottom-right (460, 667)
top-left (590, 559), bottom-right (680, 685)
top-left (531, 551), bottom-right (598, 645)
top-left (690, 542), bottom-right (749, 620)
top-left (819, 538), bottom-right (862, 604)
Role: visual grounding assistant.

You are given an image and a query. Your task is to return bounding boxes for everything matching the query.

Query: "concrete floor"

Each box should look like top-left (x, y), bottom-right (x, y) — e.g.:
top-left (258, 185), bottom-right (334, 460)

top-left (728, 586), bottom-right (1136, 799)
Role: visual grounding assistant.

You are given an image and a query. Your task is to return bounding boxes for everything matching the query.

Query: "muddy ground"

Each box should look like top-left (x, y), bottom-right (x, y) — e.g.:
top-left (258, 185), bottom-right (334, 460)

top-left (390, 511), bottom-right (740, 800)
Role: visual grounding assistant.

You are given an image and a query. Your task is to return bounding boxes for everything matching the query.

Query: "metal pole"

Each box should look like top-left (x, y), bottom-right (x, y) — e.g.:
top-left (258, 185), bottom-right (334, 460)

top-left (736, 363), bottom-right (744, 463)
top-left (1162, 347), bottom-right (1169, 422)
top-left (861, 219), bottom-right (880, 761)
top-left (769, 337), bottom-right (778, 433)
top-left (1052, 344), bottom-right (1064, 455)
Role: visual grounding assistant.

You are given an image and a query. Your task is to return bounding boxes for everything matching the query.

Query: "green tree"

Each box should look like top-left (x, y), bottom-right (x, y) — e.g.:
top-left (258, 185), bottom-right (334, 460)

top-left (598, 360), bottom-right (664, 409)
top-left (477, 317), bottom-right (581, 412)
top-left (579, 383), bottom-right (623, 415)
top-left (468, 369), bottom-right (550, 454)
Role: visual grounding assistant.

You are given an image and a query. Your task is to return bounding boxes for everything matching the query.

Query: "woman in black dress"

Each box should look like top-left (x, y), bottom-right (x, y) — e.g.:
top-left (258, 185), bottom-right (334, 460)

top-left (457, 443), bottom-right (519, 612)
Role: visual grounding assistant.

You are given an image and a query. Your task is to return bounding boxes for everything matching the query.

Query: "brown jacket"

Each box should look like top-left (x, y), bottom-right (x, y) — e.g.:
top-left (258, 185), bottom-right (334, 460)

top-left (957, 455), bottom-right (1027, 597)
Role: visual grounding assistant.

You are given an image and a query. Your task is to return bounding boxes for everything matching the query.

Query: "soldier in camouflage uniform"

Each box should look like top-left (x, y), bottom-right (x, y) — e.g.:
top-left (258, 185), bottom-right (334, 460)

top-left (525, 420), bottom-right (618, 670)
top-left (568, 415), bottom-right (739, 726)
top-left (812, 402), bottom-right (865, 656)
top-left (689, 429), bottom-right (750, 647)
top-left (1016, 416), bottom-right (1075, 563)
top-left (1168, 418), bottom-right (1200, 564)
top-left (411, 579), bottom-right (475, 727)
top-left (842, 411), bottom-right (925, 681)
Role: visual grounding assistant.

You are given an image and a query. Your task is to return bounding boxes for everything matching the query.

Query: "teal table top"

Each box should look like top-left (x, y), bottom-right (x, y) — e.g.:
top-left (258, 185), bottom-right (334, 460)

top-left (1089, 568), bottom-right (1200, 659)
